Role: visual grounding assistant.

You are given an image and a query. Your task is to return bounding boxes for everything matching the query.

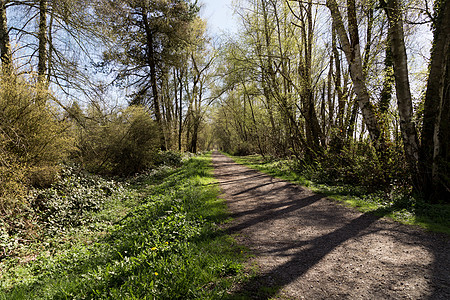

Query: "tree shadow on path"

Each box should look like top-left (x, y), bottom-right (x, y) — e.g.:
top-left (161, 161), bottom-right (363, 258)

top-left (228, 212), bottom-right (381, 299)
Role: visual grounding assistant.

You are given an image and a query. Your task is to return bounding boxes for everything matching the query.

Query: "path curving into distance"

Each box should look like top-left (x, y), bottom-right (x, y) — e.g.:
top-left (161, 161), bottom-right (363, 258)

top-left (212, 152), bottom-right (450, 299)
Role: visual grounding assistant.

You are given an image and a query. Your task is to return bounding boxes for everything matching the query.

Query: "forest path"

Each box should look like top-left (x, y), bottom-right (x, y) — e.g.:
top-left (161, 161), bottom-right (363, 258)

top-left (211, 152), bottom-right (450, 299)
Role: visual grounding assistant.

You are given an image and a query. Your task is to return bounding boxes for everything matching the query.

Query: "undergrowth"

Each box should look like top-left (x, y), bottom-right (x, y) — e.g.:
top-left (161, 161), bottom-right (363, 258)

top-left (231, 154), bottom-right (450, 235)
top-left (0, 154), bottom-right (248, 299)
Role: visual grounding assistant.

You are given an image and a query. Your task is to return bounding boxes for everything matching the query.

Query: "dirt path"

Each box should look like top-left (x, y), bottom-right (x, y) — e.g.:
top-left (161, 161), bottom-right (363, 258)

top-left (211, 152), bottom-right (450, 299)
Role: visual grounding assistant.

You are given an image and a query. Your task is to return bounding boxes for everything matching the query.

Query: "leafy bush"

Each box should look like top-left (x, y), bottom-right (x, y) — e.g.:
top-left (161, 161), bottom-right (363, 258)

top-left (0, 73), bottom-right (73, 216)
top-left (295, 141), bottom-right (409, 191)
top-left (0, 74), bottom-right (73, 167)
top-left (74, 105), bottom-right (160, 176)
top-left (232, 142), bottom-right (253, 156)
top-left (154, 150), bottom-right (183, 167)
top-left (0, 152), bottom-right (28, 215)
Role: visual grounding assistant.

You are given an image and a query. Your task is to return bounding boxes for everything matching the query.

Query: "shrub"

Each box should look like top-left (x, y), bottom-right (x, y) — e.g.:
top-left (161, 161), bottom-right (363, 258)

top-left (0, 73), bottom-right (73, 214)
top-left (0, 152), bottom-right (28, 215)
top-left (75, 105), bottom-right (160, 176)
top-left (233, 142), bottom-right (253, 156)
top-left (154, 150), bottom-right (183, 167)
top-left (0, 74), bottom-right (73, 167)
top-left (293, 141), bottom-right (409, 191)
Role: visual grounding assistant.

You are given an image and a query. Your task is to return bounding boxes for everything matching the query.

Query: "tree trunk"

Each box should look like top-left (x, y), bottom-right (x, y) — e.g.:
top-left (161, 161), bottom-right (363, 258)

top-left (178, 72), bottom-right (183, 151)
top-left (38, 0), bottom-right (48, 87)
top-left (362, 3), bottom-right (374, 79)
top-left (142, 8), bottom-right (165, 149)
top-left (327, 50), bottom-right (334, 134)
top-left (332, 23), bottom-right (344, 130)
top-left (142, 10), bottom-right (160, 122)
top-left (380, 37), bottom-right (394, 114)
top-left (383, 0), bottom-right (420, 185)
top-left (420, 0), bottom-right (450, 202)
top-left (0, 0), bottom-right (11, 74)
top-left (326, 0), bottom-right (383, 150)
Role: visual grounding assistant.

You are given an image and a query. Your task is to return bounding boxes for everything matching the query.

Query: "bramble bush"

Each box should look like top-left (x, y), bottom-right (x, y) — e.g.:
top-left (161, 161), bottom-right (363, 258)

top-left (292, 141), bottom-right (410, 192)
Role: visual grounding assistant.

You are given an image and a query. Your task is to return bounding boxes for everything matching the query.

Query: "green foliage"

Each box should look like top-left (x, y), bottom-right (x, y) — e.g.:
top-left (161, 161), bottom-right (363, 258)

top-left (154, 150), bottom-right (183, 167)
top-left (35, 165), bottom-right (124, 234)
top-left (0, 74), bottom-right (73, 166)
top-left (303, 142), bottom-right (409, 191)
top-left (232, 142), bottom-right (253, 156)
top-left (0, 73), bottom-right (73, 217)
top-left (0, 152), bottom-right (28, 215)
top-left (0, 154), bottom-right (248, 299)
top-left (75, 105), bottom-right (160, 176)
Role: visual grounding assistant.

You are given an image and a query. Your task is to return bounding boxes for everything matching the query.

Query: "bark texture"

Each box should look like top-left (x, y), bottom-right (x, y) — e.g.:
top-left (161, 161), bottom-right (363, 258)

top-left (326, 0), bottom-right (382, 149)
top-left (420, 0), bottom-right (450, 202)
top-left (383, 0), bottom-right (420, 185)
top-left (0, 0), bottom-right (11, 74)
top-left (38, 0), bottom-right (48, 86)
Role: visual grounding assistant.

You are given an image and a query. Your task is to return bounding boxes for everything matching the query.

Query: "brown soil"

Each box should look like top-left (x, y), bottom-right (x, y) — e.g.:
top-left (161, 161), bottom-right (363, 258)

top-left (211, 152), bottom-right (450, 300)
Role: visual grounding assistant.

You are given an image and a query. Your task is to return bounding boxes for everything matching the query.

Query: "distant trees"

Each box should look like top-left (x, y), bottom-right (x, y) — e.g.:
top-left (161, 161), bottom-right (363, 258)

top-left (97, 0), bottom-right (206, 149)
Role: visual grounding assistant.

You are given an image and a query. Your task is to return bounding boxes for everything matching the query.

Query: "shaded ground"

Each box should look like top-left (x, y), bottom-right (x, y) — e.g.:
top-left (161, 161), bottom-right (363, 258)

top-left (211, 152), bottom-right (450, 299)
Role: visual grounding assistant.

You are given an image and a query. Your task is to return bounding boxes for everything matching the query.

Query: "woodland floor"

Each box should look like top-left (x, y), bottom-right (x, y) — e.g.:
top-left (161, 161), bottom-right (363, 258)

top-left (211, 152), bottom-right (450, 300)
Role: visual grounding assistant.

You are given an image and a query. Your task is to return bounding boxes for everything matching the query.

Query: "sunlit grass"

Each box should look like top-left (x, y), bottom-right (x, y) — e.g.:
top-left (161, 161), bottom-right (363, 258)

top-left (0, 153), bottom-right (248, 299)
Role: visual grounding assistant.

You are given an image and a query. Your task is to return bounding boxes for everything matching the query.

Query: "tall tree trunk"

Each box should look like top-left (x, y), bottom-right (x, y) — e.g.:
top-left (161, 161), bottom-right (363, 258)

top-left (38, 0), bottom-right (48, 87)
top-left (420, 0), bottom-right (450, 202)
top-left (287, 0), bottom-right (323, 156)
top-left (304, 0), bottom-right (324, 153)
top-left (383, 0), bottom-right (420, 185)
top-left (332, 23), bottom-right (344, 130)
top-left (142, 8), bottom-right (165, 149)
top-left (0, 0), bottom-right (11, 74)
top-left (362, 2), bottom-right (374, 79)
top-left (380, 37), bottom-right (394, 114)
top-left (177, 69), bottom-right (184, 151)
top-left (47, 10), bottom-right (53, 84)
top-left (327, 50), bottom-right (334, 135)
top-left (326, 0), bottom-right (383, 150)
top-left (143, 19), bottom-right (161, 123)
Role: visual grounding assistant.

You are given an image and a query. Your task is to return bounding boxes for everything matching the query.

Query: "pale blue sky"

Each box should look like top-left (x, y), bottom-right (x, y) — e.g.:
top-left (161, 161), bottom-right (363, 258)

top-left (199, 0), bottom-right (238, 35)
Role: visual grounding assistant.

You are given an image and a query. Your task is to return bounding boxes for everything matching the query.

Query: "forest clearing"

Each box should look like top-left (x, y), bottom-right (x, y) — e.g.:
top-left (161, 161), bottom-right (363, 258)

top-left (1, 0), bottom-right (449, 298)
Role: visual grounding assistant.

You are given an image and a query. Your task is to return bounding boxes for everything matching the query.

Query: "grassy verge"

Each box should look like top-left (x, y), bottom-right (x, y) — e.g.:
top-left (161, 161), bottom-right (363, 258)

top-left (0, 154), bottom-right (248, 299)
top-left (229, 154), bottom-right (450, 235)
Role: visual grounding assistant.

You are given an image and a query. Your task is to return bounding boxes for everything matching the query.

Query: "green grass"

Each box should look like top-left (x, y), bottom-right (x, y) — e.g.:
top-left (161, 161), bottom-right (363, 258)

top-left (229, 154), bottom-right (450, 235)
top-left (0, 154), bottom-right (249, 299)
